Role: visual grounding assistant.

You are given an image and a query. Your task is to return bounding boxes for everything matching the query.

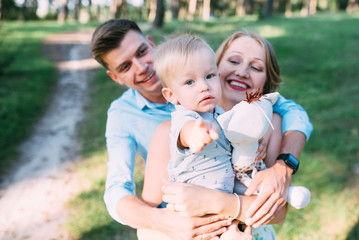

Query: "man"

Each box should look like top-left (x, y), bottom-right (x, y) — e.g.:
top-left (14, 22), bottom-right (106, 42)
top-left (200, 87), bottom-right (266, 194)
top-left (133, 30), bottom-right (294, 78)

top-left (90, 19), bottom-right (313, 239)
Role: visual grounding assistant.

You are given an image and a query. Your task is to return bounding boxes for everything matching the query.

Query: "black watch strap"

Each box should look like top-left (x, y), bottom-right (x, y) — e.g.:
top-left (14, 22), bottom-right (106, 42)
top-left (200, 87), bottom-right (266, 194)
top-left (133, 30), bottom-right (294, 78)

top-left (276, 153), bottom-right (299, 174)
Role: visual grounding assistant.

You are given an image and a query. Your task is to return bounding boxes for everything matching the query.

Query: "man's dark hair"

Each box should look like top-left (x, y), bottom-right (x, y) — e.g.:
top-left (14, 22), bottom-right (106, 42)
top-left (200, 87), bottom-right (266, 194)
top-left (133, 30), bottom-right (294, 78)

top-left (90, 19), bottom-right (142, 69)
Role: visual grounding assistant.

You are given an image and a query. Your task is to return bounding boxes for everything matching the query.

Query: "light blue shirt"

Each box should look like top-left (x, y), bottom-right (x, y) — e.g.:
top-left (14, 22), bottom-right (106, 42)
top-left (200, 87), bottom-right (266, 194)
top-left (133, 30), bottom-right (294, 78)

top-left (104, 89), bottom-right (313, 223)
top-left (274, 95), bottom-right (313, 140)
top-left (104, 89), bottom-right (174, 223)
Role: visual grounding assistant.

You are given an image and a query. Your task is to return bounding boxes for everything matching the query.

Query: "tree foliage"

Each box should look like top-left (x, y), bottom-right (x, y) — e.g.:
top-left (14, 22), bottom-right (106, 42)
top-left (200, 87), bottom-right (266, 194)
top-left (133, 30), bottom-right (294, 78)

top-left (2, 0), bottom-right (20, 20)
top-left (0, 0), bottom-right (358, 27)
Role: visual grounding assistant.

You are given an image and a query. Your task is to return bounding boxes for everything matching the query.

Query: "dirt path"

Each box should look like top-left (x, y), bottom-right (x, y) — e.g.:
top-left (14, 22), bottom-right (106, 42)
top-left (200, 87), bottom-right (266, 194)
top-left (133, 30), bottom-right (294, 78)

top-left (0, 31), bottom-right (99, 240)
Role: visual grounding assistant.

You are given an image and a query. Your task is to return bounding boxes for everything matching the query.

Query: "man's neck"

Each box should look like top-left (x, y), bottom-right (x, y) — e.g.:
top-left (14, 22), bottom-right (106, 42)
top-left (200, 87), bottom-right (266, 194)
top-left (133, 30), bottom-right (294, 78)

top-left (141, 92), bottom-right (167, 104)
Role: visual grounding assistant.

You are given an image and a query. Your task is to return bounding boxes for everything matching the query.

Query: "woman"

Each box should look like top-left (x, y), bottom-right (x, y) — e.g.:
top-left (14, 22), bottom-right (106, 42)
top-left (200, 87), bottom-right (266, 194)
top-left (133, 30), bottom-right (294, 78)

top-left (140, 30), bottom-right (307, 239)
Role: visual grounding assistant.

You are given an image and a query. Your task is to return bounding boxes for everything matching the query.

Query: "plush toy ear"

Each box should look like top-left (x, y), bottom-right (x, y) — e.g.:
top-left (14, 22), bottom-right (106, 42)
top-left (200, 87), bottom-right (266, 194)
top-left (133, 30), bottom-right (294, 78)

top-left (265, 92), bottom-right (280, 105)
top-left (162, 87), bottom-right (178, 105)
top-left (217, 108), bottom-right (235, 130)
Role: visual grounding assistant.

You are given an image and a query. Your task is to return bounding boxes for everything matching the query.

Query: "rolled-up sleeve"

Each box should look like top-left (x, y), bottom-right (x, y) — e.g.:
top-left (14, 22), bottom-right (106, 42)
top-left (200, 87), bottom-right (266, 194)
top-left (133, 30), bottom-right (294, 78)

top-left (273, 94), bottom-right (313, 141)
top-left (104, 107), bottom-right (137, 224)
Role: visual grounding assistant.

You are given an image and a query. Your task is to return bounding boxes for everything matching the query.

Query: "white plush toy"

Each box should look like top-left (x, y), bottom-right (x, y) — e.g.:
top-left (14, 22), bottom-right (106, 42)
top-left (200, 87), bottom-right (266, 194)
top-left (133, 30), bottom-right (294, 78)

top-left (217, 90), bottom-right (310, 209)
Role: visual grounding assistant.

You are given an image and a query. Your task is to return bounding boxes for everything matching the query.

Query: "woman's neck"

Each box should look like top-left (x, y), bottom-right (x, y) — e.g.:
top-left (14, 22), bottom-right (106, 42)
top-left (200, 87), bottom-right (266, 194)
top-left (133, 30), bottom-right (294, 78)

top-left (219, 99), bottom-right (238, 111)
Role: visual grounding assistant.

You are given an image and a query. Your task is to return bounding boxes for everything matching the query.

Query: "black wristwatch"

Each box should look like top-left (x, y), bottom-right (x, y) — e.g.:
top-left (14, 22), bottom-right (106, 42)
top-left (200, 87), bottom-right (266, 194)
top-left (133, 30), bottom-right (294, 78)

top-left (276, 153), bottom-right (299, 174)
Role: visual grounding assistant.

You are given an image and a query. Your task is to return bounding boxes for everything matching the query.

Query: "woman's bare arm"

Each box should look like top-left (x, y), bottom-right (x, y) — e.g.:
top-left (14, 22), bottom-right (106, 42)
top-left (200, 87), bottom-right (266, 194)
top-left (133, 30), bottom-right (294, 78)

top-left (142, 120), bottom-right (171, 206)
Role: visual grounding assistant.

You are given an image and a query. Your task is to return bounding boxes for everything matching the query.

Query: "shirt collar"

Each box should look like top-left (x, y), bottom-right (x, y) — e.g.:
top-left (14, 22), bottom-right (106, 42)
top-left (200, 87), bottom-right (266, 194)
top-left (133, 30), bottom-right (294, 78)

top-left (134, 89), bottom-right (173, 110)
top-left (174, 105), bottom-right (224, 117)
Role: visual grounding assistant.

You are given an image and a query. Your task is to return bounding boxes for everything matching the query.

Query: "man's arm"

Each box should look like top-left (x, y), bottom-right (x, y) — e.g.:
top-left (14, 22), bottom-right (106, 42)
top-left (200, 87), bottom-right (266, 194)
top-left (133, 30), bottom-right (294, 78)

top-left (273, 94), bottom-right (313, 140)
top-left (104, 105), bottom-right (138, 223)
top-left (119, 195), bottom-right (230, 240)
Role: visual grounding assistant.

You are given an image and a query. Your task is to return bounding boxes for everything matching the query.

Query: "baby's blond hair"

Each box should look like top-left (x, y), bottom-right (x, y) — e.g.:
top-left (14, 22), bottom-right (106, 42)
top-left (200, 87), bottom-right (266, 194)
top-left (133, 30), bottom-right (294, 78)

top-left (154, 34), bottom-right (215, 87)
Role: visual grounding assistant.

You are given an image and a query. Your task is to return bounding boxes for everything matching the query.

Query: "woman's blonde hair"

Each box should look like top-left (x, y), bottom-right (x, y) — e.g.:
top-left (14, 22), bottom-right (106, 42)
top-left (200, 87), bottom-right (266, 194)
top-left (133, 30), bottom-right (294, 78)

top-left (216, 30), bottom-right (281, 93)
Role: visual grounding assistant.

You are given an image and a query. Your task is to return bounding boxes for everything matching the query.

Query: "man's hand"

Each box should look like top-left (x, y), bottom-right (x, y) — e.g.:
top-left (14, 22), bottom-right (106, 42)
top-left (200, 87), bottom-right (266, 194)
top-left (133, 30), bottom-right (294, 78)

top-left (244, 161), bottom-right (291, 227)
top-left (159, 209), bottom-right (231, 240)
top-left (181, 119), bottom-right (219, 153)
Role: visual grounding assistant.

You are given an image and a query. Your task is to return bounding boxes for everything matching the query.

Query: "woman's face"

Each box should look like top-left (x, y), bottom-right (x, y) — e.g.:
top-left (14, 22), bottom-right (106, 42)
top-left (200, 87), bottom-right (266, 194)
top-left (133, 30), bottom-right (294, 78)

top-left (218, 36), bottom-right (267, 111)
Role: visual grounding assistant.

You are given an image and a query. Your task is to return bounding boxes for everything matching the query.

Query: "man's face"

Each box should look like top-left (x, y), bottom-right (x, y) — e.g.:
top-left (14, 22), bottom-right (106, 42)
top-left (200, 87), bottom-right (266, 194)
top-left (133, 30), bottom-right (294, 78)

top-left (104, 30), bottom-right (163, 100)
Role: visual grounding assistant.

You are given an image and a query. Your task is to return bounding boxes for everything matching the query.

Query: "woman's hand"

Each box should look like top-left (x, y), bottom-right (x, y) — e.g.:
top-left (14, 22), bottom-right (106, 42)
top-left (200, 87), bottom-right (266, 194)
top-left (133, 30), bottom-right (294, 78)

top-left (244, 162), bottom-right (291, 227)
top-left (162, 209), bottom-right (231, 240)
top-left (140, 209), bottom-right (231, 240)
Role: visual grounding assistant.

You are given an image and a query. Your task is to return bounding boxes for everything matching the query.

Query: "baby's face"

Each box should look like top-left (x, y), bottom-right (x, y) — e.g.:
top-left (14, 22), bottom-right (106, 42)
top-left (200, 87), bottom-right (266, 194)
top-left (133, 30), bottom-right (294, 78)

top-left (168, 47), bottom-right (222, 113)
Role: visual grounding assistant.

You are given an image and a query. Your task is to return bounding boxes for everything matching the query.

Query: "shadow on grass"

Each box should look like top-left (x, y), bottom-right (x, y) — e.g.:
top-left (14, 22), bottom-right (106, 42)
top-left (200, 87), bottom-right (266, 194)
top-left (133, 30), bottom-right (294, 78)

top-left (346, 219), bottom-right (359, 240)
top-left (78, 223), bottom-right (137, 240)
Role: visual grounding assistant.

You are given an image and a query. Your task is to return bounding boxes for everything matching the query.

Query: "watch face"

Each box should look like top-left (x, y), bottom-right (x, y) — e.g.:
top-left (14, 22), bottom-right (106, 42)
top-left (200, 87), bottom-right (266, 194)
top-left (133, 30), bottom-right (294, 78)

top-left (277, 153), bottom-right (299, 174)
top-left (287, 154), bottom-right (299, 169)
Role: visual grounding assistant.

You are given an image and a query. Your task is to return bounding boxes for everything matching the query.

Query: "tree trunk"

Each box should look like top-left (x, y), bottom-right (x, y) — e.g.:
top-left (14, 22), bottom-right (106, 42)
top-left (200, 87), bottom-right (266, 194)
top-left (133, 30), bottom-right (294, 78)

top-left (244, 0), bottom-right (254, 14)
top-left (346, 0), bottom-right (359, 12)
top-left (171, 0), bottom-right (180, 19)
top-left (309, 0), bottom-right (317, 14)
top-left (261, 0), bottom-right (274, 18)
top-left (301, 0), bottom-right (309, 15)
top-left (57, 0), bottom-right (68, 23)
top-left (153, 0), bottom-right (165, 28)
top-left (19, 0), bottom-right (27, 20)
top-left (285, 0), bottom-right (292, 17)
top-left (110, 0), bottom-right (119, 18)
top-left (121, 0), bottom-right (127, 18)
top-left (272, 0), bottom-right (279, 13)
top-left (73, 0), bottom-right (81, 21)
top-left (188, 0), bottom-right (197, 20)
top-left (138, 5), bottom-right (143, 20)
top-left (202, 0), bottom-right (210, 21)
top-left (88, 0), bottom-right (92, 21)
top-left (110, 0), bottom-right (127, 18)
top-left (236, 0), bottom-right (246, 17)
top-left (148, 0), bottom-right (157, 22)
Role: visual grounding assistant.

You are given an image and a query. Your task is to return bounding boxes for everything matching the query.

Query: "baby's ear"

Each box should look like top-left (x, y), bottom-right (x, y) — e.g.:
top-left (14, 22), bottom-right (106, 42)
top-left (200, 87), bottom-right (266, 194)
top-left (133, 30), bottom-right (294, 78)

top-left (162, 87), bottom-right (178, 104)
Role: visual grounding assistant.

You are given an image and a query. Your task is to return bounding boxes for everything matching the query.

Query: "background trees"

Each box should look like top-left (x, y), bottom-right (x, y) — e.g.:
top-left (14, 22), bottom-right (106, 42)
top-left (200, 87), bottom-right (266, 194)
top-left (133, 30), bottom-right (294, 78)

top-left (1, 0), bottom-right (358, 25)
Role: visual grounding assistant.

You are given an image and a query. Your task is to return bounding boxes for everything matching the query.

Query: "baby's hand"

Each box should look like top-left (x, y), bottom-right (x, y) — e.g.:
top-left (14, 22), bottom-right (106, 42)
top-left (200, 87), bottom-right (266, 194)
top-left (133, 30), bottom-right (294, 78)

top-left (186, 119), bottom-right (219, 153)
top-left (256, 137), bottom-right (267, 161)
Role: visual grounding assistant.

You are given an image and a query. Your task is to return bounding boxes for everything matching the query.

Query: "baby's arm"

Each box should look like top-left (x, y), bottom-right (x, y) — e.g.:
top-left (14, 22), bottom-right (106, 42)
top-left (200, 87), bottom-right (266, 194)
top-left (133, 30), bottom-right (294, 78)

top-left (179, 119), bottom-right (219, 153)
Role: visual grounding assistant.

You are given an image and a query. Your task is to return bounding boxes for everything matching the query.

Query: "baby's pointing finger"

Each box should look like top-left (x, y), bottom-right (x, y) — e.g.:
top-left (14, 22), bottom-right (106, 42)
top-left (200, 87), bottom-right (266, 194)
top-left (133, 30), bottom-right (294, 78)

top-left (209, 129), bottom-right (219, 140)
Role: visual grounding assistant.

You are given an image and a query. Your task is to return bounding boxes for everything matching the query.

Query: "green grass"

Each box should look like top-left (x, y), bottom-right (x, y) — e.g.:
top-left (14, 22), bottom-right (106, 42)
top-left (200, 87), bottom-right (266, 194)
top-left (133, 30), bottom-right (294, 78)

top-left (0, 21), bottom-right (99, 176)
top-left (71, 12), bottom-right (359, 240)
